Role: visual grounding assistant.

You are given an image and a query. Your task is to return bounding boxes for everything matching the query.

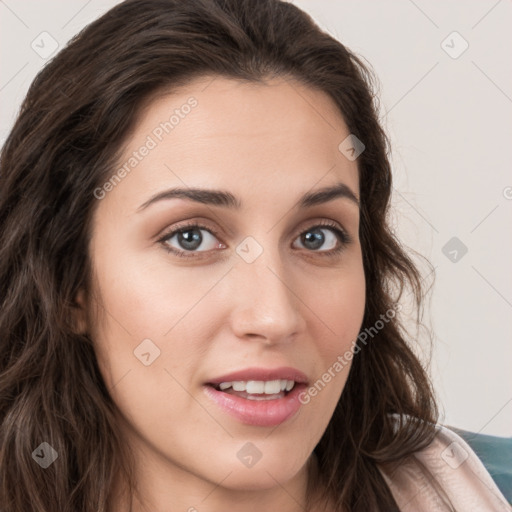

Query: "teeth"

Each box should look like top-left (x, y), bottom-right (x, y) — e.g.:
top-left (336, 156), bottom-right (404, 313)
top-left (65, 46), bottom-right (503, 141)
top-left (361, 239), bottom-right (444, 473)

top-left (246, 381), bottom-right (265, 394)
top-left (232, 381), bottom-right (246, 391)
top-left (216, 379), bottom-right (296, 394)
top-left (264, 380), bottom-right (281, 394)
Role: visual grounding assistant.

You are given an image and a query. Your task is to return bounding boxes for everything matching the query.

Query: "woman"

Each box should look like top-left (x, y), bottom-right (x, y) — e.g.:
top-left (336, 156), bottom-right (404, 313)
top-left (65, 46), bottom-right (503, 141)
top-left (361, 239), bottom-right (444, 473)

top-left (0, 0), bottom-right (509, 511)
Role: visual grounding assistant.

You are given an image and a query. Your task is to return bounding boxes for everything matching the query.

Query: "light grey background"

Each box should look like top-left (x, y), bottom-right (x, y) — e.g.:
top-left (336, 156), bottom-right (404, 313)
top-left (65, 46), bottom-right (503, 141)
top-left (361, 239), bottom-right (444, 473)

top-left (1, 0), bottom-right (511, 436)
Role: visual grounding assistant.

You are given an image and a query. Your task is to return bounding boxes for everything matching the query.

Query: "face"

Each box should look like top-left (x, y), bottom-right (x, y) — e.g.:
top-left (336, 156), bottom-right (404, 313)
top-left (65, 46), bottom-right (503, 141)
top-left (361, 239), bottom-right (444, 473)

top-left (79, 76), bottom-right (365, 509)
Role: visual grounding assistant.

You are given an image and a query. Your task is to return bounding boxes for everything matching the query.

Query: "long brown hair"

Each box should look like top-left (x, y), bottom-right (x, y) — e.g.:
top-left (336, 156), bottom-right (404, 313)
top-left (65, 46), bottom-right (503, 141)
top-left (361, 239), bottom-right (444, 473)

top-left (0, 0), bottom-right (438, 510)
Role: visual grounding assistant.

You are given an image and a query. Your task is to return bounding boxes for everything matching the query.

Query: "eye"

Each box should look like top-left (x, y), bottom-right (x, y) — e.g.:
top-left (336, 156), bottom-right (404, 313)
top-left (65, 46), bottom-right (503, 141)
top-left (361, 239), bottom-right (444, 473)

top-left (159, 223), bottom-right (225, 258)
top-left (157, 220), bottom-right (351, 259)
top-left (292, 221), bottom-right (351, 255)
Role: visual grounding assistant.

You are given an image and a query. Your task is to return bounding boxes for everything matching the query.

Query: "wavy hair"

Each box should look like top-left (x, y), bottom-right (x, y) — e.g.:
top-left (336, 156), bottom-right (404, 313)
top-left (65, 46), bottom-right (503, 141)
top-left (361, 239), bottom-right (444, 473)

top-left (0, 0), bottom-right (438, 510)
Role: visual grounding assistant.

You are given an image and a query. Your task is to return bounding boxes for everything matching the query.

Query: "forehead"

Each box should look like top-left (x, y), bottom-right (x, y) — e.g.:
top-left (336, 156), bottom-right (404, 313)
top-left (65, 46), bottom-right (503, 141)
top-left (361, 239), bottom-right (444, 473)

top-left (106, 75), bottom-right (360, 214)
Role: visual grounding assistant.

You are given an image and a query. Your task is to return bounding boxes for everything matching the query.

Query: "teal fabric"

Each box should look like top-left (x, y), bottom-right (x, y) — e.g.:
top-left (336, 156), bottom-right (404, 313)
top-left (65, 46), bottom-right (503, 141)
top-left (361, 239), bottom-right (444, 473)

top-left (451, 427), bottom-right (512, 505)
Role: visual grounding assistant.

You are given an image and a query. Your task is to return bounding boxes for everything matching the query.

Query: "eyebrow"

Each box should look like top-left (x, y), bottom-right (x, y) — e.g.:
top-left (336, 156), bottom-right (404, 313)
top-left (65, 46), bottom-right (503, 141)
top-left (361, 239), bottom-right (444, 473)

top-left (137, 182), bottom-right (359, 212)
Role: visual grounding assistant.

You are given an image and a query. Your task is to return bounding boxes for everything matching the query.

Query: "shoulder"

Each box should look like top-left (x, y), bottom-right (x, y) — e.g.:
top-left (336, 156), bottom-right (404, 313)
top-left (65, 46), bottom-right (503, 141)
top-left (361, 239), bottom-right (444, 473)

top-left (379, 423), bottom-right (511, 511)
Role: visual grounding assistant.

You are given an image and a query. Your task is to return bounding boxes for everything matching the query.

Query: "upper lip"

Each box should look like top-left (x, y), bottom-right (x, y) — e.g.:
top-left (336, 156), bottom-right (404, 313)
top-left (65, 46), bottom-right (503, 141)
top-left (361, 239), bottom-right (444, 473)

top-left (206, 366), bottom-right (309, 386)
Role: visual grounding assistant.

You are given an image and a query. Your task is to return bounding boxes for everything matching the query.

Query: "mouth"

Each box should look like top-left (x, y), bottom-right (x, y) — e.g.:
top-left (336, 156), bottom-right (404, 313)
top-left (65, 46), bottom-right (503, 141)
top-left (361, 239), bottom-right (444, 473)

top-left (206, 379), bottom-right (298, 401)
top-left (202, 368), bottom-right (309, 427)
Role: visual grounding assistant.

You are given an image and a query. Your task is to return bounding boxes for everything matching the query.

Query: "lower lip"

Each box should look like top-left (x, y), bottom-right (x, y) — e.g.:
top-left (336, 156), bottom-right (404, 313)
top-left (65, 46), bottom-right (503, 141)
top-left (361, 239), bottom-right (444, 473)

top-left (202, 384), bottom-right (307, 427)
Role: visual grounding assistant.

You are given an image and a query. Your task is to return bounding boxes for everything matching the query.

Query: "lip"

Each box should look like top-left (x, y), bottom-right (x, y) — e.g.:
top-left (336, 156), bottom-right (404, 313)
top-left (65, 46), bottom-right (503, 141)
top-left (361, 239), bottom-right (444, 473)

top-left (203, 366), bottom-right (309, 427)
top-left (205, 366), bottom-right (309, 386)
top-left (203, 381), bottom-right (307, 427)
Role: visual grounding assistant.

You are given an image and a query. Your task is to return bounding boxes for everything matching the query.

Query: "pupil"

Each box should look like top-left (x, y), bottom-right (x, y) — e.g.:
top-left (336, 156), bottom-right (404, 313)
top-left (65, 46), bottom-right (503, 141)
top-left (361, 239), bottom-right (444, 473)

top-left (303, 229), bottom-right (324, 250)
top-left (178, 229), bottom-right (202, 250)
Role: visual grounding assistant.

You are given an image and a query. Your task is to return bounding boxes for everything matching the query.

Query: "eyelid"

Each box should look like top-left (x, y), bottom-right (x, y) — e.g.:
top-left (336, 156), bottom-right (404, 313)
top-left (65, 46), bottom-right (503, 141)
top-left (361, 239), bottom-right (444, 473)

top-left (293, 218), bottom-right (351, 243)
top-left (157, 221), bottom-right (221, 242)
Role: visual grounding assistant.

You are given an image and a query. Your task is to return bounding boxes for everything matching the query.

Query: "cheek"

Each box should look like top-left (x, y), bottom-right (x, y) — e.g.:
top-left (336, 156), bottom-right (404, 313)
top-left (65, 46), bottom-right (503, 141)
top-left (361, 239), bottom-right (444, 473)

top-left (87, 239), bottom-right (237, 410)
top-left (90, 237), bottom-right (227, 341)
top-left (87, 245), bottom-right (220, 438)
top-left (314, 262), bottom-right (366, 355)
top-left (306, 262), bottom-right (365, 404)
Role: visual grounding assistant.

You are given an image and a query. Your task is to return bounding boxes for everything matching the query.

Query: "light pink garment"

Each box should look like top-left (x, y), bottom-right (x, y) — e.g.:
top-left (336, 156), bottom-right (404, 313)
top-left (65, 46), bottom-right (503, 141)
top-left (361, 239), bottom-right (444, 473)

top-left (379, 424), bottom-right (511, 511)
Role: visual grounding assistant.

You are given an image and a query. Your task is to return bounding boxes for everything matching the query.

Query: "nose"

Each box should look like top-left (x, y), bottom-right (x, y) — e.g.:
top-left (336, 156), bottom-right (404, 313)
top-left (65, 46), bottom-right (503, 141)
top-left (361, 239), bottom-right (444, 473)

top-left (228, 244), bottom-right (305, 345)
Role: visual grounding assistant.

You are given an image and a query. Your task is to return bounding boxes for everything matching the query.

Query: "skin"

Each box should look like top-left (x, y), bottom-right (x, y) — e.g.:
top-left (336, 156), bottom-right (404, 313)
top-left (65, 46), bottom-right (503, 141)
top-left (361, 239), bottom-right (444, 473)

top-left (75, 75), bottom-right (365, 512)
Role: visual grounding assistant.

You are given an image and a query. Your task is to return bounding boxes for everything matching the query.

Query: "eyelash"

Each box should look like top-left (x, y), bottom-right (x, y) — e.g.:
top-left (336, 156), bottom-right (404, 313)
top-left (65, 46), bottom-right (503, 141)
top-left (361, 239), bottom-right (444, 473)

top-left (157, 220), bottom-right (352, 260)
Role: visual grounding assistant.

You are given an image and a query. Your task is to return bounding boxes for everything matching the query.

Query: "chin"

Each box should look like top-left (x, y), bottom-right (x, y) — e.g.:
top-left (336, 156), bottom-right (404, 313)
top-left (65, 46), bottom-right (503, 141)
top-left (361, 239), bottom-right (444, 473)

top-left (209, 449), bottom-right (308, 490)
top-left (217, 468), bottom-right (298, 491)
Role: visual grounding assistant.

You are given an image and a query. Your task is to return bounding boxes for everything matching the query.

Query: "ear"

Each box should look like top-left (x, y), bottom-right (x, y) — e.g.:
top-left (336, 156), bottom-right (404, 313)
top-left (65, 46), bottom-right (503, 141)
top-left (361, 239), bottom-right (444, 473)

top-left (70, 288), bottom-right (89, 335)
